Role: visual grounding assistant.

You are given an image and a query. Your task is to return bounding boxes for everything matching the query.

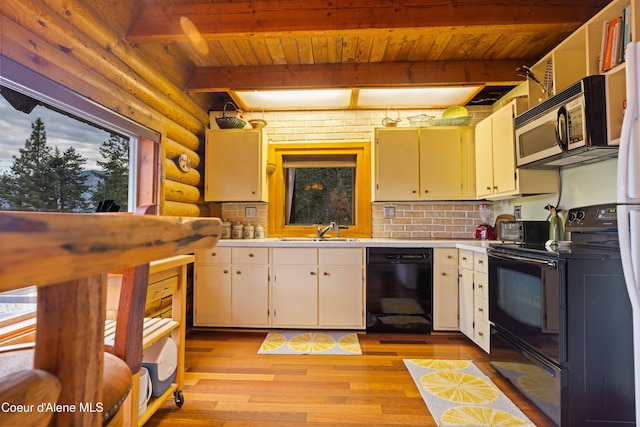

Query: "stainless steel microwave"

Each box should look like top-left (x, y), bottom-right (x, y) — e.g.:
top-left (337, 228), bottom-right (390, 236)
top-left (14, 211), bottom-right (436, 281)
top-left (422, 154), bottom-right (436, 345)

top-left (514, 75), bottom-right (618, 169)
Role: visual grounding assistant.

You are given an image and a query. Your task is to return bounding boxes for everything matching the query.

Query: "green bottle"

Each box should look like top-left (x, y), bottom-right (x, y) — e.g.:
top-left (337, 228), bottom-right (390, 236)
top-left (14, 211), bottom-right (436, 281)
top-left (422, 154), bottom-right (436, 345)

top-left (548, 206), bottom-right (564, 242)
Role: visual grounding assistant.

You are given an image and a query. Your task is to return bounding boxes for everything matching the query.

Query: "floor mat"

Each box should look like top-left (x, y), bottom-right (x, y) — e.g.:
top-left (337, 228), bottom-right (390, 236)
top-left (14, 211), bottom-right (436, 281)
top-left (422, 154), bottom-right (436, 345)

top-left (258, 331), bottom-right (362, 355)
top-left (404, 359), bottom-right (535, 426)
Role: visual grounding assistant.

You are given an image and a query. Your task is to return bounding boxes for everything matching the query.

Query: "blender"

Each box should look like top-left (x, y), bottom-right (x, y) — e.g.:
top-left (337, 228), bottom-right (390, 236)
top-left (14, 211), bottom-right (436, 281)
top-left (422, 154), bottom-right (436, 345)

top-left (475, 203), bottom-right (495, 240)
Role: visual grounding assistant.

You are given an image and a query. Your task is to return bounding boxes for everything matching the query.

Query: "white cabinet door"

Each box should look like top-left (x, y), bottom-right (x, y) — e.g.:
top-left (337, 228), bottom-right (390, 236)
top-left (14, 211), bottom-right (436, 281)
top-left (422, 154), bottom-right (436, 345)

top-left (458, 250), bottom-right (475, 340)
top-left (205, 129), bottom-right (266, 201)
top-left (231, 265), bottom-right (270, 326)
top-left (433, 248), bottom-right (459, 331)
top-left (419, 128), bottom-right (463, 199)
top-left (272, 265), bottom-right (318, 327)
top-left (194, 265), bottom-right (232, 326)
top-left (375, 128), bottom-right (420, 201)
top-left (319, 266), bottom-right (363, 327)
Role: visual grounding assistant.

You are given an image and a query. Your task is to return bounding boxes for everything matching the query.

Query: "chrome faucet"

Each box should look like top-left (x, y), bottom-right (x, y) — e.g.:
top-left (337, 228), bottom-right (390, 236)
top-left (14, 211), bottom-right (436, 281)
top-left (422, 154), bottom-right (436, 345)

top-left (316, 221), bottom-right (348, 238)
top-left (317, 222), bottom-right (336, 238)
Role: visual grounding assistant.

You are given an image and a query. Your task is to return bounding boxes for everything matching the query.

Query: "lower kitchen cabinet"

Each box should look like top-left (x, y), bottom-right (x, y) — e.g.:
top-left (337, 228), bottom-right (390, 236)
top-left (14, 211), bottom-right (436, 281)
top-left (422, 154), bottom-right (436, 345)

top-left (194, 247), bottom-right (270, 327)
top-left (272, 247), bottom-right (365, 329)
top-left (272, 248), bottom-right (318, 327)
top-left (458, 249), bottom-right (490, 353)
top-left (433, 248), bottom-right (459, 331)
top-left (318, 248), bottom-right (365, 328)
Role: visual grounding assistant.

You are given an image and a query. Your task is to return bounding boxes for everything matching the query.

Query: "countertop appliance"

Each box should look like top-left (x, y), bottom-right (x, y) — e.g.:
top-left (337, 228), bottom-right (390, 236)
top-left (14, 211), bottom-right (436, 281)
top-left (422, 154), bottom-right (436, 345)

top-left (617, 40), bottom-right (640, 424)
top-left (366, 247), bottom-right (432, 333)
top-left (488, 204), bottom-right (635, 426)
top-left (499, 220), bottom-right (549, 243)
top-left (514, 75), bottom-right (618, 169)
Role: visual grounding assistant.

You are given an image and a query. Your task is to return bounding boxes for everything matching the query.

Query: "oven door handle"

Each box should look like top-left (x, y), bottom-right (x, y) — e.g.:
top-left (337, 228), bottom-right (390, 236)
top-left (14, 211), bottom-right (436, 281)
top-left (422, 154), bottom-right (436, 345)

top-left (489, 251), bottom-right (558, 269)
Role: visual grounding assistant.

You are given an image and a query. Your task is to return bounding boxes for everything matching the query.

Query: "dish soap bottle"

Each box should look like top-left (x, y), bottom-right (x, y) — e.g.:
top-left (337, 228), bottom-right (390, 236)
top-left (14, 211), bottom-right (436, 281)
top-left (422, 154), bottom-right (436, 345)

top-left (547, 204), bottom-right (564, 243)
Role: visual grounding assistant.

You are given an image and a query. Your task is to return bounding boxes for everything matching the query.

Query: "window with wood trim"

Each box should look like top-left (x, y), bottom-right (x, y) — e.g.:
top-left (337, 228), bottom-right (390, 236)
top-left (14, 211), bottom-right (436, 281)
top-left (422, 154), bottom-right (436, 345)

top-left (268, 143), bottom-right (371, 237)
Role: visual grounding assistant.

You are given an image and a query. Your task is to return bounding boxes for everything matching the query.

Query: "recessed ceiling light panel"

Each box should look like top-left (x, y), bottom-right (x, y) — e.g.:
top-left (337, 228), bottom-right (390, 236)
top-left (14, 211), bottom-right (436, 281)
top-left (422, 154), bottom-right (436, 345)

top-left (357, 86), bottom-right (483, 108)
top-left (236, 89), bottom-right (352, 110)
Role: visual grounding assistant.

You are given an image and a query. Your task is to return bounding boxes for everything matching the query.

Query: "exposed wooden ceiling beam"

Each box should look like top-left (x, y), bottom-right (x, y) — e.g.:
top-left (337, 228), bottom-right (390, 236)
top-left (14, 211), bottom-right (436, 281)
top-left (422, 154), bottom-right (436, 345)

top-left (187, 59), bottom-right (528, 91)
top-left (127, 0), bottom-right (610, 43)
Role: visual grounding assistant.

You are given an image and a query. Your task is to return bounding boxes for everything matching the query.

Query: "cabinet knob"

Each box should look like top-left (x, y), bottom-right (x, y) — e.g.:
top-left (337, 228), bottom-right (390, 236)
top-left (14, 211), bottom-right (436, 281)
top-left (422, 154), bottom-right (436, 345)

top-left (310, 271), bottom-right (317, 275)
top-left (447, 255), bottom-right (453, 259)
top-left (493, 186), bottom-right (498, 190)
top-left (323, 272), bottom-right (330, 276)
top-left (478, 260), bottom-right (484, 265)
top-left (462, 256), bottom-right (467, 261)
top-left (236, 271), bottom-right (242, 275)
top-left (441, 272), bottom-right (447, 277)
top-left (478, 284), bottom-right (483, 289)
top-left (249, 253), bottom-right (254, 257)
top-left (478, 331), bottom-right (484, 337)
top-left (486, 186), bottom-right (492, 191)
top-left (211, 252), bottom-right (217, 257)
top-left (223, 269), bottom-right (229, 274)
top-left (478, 307), bottom-right (484, 313)
top-left (412, 190), bottom-right (417, 193)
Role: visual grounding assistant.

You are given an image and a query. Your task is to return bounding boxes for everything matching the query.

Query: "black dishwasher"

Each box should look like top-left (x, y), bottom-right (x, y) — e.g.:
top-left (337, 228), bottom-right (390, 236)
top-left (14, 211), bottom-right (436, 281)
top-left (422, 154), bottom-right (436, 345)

top-left (366, 247), bottom-right (433, 333)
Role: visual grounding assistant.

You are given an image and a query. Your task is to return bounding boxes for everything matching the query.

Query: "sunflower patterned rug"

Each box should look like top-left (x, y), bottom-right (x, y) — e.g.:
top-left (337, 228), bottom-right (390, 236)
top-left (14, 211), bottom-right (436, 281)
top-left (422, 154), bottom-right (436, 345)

top-left (404, 359), bottom-right (535, 427)
top-left (258, 331), bottom-right (362, 355)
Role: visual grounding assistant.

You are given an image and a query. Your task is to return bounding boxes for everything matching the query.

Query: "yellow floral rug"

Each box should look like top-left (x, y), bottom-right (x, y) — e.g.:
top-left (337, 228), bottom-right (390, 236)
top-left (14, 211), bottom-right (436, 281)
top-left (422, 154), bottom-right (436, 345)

top-left (404, 359), bottom-right (535, 426)
top-left (258, 331), bottom-right (362, 355)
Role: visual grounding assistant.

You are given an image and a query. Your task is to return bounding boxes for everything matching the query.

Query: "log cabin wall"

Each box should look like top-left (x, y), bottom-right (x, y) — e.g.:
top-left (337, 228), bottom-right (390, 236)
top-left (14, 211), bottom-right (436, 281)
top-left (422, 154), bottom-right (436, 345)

top-left (0, 0), bottom-right (211, 216)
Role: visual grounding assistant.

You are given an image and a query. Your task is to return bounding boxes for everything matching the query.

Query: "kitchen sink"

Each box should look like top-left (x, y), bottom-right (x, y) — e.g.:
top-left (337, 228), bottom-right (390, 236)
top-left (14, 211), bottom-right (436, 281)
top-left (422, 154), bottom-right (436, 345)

top-left (278, 237), bottom-right (359, 242)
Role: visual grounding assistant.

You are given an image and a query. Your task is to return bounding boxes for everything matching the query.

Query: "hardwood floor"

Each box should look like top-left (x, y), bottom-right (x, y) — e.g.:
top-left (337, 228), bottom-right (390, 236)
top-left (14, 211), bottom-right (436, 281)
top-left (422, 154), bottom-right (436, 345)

top-left (146, 330), bottom-right (555, 426)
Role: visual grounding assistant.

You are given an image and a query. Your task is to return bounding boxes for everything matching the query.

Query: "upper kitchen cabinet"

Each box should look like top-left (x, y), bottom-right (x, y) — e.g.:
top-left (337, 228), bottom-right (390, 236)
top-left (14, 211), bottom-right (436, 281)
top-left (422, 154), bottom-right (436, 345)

top-left (525, 0), bottom-right (639, 144)
top-left (374, 127), bottom-right (475, 201)
top-left (475, 99), bottom-right (559, 199)
top-left (205, 129), bottom-right (268, 202)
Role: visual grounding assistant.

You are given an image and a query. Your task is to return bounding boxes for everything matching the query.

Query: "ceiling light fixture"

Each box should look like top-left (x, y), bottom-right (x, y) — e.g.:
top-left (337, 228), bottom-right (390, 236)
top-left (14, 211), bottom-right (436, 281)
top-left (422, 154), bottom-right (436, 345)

top-left (236, 89), bottom-right (352, 110)
top-left (233, 86), bottom-right (484, 111)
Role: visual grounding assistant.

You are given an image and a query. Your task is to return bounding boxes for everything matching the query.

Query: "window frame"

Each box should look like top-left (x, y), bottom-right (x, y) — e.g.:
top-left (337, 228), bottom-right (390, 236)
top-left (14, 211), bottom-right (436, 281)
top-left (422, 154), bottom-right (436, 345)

top-left (268, 142), bottom-right (371, 237)
top-left (0, 55), bottom-right (161, 340)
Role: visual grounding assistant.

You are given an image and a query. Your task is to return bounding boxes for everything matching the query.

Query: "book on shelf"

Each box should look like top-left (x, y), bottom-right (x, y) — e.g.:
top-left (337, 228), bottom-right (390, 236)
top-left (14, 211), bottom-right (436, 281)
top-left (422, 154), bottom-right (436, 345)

top-left (600, 7), bottom-right (632, 73)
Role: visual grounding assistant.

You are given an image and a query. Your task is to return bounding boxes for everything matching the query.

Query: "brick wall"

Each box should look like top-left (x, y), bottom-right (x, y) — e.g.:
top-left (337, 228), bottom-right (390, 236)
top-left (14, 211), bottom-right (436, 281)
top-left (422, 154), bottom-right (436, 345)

top-left (372, 201), bottom-right (491, 239)
top-left (216, 107), bottom-right (493, 238)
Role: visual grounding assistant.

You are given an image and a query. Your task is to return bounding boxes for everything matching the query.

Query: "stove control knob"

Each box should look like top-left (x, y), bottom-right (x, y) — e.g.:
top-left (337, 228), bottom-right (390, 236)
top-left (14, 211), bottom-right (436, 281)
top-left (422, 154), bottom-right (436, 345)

top-left (567, 211), bottom-right (576, 222)
top-left (576, 210), bottom-right (586, 221)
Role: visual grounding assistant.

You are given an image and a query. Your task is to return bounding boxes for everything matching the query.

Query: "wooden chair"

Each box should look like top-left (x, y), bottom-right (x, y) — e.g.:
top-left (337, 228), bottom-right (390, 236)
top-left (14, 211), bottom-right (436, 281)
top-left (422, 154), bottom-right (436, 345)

top-left (0, 264), bottom-right (150, 426)
top-left (0, 207), bottom-right (222, 426)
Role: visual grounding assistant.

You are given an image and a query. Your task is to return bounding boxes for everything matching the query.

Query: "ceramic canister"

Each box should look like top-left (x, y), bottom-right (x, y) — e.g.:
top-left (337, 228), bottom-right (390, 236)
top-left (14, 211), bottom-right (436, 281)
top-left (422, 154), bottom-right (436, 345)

top-left (231, 222), bottom-right (244, 239)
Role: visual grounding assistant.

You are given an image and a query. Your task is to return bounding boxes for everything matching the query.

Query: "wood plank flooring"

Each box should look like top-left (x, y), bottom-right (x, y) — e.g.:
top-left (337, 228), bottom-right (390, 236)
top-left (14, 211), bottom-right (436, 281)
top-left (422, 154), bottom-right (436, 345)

top-left (145, 330), bottom-right (555, 426)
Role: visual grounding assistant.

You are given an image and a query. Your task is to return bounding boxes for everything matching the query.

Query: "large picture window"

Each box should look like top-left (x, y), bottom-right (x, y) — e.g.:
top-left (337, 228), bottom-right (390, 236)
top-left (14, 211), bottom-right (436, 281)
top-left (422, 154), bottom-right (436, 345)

top-left (269, 143), bottom-right (371, 237)
top-left (0, 55), bottom-right (160, 334)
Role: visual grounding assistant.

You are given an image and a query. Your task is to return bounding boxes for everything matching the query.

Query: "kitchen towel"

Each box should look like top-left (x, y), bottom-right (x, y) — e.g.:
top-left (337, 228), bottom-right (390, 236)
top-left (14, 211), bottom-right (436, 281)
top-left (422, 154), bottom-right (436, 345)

top-left (258, 331), bottom-right (361, 355)
top-left (404, 359), bottom-right (535, 426)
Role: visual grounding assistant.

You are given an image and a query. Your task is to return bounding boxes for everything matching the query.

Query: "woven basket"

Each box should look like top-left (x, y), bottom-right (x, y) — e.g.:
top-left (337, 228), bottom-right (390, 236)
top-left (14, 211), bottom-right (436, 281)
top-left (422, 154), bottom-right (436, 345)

top-left (431, 116), bottom-right (472, 127)
top-left (407, 114), bottom-right (434, 127)
top-left (215, 102), bottom-right (247, 129)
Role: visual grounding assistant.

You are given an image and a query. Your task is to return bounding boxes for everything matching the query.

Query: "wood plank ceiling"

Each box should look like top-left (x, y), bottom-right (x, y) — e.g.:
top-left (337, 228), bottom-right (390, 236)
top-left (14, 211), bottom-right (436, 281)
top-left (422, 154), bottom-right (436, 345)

top-left (121, 0), bottom-right (613, 110)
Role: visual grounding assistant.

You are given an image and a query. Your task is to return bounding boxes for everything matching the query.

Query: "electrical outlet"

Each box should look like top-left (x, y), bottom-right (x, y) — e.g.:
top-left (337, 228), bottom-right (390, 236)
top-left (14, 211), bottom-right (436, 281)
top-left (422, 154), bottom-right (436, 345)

top-left (245, 206), bottom-right (257, 218)
top-left (383, 206), bottom-right (396, 218)
top-left (514, 205), bottom-right (522, 219)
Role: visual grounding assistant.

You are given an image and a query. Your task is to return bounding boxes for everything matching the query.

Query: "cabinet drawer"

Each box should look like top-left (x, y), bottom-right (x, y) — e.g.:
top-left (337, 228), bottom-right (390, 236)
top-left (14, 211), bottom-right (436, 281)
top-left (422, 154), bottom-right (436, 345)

top-left (273, 248), bottom-right (317, 265)
top-left (474, 318), bottom-right (491, 354)
top-left (435, 248), bottom-right (458, 266)
top-left (232, 247), bottom-right (269, 264)
top-left (458, 250), bottom-right (474, 270)
top-left (474, 295), bottom-right (489, 324)
top-left (146, 275), bottom-right (179, 304)
top-left (474, 252), bottom-right (488, 274)
top-left (319, 248), bottom-right (363, 265)
top-left (196, 247), bottom-right (231, 264)
top-left (474, 272), bottom-right (489, 300)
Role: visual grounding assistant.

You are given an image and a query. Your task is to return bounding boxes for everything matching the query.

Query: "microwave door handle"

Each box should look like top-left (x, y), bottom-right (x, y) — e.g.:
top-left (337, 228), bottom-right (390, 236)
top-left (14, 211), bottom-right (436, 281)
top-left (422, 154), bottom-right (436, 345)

top-left (556, 106), bottom-right (568, 150)
top-left (489, 252), bottom-right (558, 269)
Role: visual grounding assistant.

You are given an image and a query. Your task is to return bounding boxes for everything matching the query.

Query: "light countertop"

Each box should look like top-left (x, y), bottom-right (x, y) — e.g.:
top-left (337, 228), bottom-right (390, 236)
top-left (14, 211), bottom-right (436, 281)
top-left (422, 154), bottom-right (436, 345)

top-left (214, 238), bottom-right (495, 252)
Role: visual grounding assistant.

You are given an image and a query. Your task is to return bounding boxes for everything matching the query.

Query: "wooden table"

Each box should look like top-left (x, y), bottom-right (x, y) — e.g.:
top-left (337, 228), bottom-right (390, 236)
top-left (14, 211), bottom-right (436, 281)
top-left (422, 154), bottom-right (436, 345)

top-left (0, 211), bottom-right (222, 426)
